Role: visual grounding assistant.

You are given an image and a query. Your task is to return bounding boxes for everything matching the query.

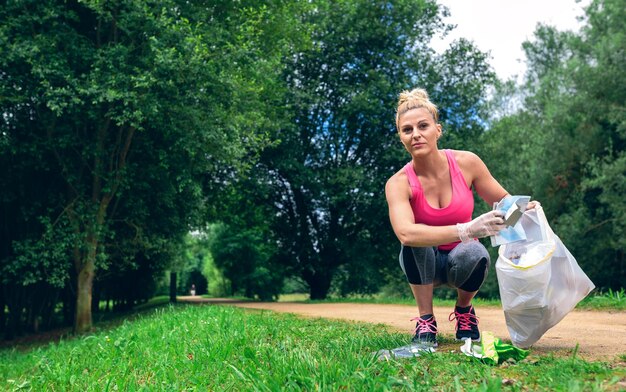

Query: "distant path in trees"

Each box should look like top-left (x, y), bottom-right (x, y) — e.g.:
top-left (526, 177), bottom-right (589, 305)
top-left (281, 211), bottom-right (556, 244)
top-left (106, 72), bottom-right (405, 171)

top-left (181, 297), bottom-right (626, 362)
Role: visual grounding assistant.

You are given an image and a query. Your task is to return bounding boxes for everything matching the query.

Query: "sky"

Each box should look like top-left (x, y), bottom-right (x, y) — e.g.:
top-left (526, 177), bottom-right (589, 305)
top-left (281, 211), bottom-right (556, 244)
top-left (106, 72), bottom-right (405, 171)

top-left (430, 0), bottom-right (591, 81)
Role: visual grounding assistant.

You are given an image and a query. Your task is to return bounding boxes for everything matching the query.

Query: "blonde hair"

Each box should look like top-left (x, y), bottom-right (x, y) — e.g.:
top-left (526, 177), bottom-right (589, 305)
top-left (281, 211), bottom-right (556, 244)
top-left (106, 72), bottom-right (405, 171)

top-left (395, 88), bottom-right (439, 130)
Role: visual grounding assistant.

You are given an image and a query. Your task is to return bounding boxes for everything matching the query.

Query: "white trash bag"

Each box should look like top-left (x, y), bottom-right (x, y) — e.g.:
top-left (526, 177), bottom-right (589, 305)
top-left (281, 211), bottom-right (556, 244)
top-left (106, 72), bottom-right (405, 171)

top-left (495, 207), bottom-right (595, 348)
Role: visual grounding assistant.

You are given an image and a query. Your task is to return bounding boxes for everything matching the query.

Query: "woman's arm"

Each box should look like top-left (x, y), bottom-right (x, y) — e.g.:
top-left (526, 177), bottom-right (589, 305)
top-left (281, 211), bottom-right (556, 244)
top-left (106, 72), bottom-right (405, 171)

top-left (385, 169), bottom-right (506, 246)
top-left (385, 173), bottom-right (460, 247)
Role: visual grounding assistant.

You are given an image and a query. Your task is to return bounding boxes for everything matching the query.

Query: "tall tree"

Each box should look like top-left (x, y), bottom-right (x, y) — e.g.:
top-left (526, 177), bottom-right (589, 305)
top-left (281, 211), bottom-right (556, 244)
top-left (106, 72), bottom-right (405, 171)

top-left (243, 0), bottom-right (495, 299)
top-left (481, 0), bottom-right (625, 291)
top-left (0, 0), bottom-right (303, 333)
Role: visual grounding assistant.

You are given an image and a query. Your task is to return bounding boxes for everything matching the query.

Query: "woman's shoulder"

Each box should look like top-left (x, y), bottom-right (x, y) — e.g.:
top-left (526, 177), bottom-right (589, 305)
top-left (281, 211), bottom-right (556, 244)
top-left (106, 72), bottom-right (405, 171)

top-left (448, 149), bottom-right (481, 162)
top-left (387, 166), bottom-right (408, 185)
top-left (449, 149), bottom-right (486, 183)
top-left (385, 166), bottom-right (411, 195)
top-left (449, 149), bottom-right (484, 168)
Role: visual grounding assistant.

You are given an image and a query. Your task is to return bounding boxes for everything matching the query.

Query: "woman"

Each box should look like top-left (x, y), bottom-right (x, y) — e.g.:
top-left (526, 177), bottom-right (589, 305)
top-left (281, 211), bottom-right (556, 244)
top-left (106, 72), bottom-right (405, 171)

top-left (385, 88), bottom-right (536, 347)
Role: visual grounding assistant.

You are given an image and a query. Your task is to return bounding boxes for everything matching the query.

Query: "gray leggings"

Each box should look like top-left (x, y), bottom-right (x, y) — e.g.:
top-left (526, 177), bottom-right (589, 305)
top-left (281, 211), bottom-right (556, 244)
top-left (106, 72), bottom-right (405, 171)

top-left (399, 241), bottom-right (490, 292)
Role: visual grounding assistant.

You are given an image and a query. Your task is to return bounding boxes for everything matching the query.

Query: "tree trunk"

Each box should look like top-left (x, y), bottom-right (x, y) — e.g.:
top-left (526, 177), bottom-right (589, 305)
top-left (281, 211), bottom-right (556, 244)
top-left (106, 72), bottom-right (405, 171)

top-left (91, 280), bottom-right (100, 314)
top-left (75, 260), bottom-right (94, 333)
top-left (75, 254), bottom-right (95, 333)
top-left (5, 303), bottom-right (19, 340)
top-left (5, 285), bottom-right (25, 340)
top-left (307, 272), bottom-right (332, 300)
top-left (169, 272), bottom-right (177, 303)
top-left (42, 289), bottom-right (59, 330)
top-left (0, 285), bottom-right (5, 337)
top-left (63, 272), bottom-right (76, 326)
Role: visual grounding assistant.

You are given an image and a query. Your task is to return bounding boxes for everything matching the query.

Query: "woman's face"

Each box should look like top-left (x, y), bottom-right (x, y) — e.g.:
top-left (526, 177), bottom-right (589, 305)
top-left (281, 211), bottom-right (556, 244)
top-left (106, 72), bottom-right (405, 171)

top-left (397, 107), bottom-right (442, 157)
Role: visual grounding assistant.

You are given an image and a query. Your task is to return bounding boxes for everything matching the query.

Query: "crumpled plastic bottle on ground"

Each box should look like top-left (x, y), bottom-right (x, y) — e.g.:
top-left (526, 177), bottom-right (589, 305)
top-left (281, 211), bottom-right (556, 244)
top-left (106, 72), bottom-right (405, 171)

top-left (376, 342), bottom-right (436, 360)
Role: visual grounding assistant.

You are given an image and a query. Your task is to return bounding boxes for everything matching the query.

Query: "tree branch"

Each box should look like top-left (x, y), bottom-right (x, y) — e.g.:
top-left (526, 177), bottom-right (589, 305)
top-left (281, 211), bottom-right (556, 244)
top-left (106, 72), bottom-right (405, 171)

top-left (583, 218), bottom-right (616, 235)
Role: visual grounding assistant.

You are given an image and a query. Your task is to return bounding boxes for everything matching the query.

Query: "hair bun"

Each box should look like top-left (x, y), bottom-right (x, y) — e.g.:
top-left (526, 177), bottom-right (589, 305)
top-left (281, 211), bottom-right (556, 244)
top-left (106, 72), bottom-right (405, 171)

top-left (398, 88), bottom-right (429, 106)
top-left (395, 87), bottom-right (439, 127)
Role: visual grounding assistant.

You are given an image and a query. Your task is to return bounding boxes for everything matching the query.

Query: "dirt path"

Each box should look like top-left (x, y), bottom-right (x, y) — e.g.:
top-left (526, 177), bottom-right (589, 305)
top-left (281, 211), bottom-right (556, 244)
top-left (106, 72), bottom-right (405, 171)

top-left (181, 297), bottom-right (626, 362)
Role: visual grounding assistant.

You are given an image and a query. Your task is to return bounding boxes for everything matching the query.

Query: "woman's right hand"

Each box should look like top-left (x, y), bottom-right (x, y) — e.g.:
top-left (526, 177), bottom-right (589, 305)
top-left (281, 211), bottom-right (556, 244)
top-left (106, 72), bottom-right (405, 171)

top-left (457, 210), bottom-right (506, 242)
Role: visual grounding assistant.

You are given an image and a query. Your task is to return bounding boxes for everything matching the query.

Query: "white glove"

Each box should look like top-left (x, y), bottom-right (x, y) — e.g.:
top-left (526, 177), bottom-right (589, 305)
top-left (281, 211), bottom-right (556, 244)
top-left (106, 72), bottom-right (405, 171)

top-left (526, 200), bottom-right (541, 210)
top-left (457, 210), bottom-right (506, 242)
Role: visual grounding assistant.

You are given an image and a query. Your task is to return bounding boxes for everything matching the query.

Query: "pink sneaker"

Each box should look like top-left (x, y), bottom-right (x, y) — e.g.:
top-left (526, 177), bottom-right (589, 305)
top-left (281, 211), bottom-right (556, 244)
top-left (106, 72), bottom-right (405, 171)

top-left (449, 305), bottom-right (480, 341)
top-left (410, 314), bottom-right (438, 347)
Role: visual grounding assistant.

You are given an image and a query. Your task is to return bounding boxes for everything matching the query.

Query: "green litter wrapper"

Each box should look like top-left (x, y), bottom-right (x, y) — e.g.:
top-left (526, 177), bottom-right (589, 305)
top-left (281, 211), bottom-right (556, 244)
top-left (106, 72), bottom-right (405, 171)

top-left (460, 331), bottom-right (529, 365)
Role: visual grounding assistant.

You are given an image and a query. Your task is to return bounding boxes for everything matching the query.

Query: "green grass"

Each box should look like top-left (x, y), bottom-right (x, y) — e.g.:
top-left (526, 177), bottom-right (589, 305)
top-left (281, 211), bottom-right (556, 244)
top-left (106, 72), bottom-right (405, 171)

top-left (1, 304), bottom-right (624, 391)
top-left (133, 296), bottom-right (171, 311)
top-left (279, 293), bottom-right (511, 309)
top-left (578, 288), bottom-right (626, 310)
top-left (279, 289), bottom-right (626, 311)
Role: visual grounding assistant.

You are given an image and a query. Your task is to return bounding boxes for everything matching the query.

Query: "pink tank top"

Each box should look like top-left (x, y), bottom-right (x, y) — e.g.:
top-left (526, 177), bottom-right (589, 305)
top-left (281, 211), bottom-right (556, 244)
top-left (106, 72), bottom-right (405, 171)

top-left (404, 149), bottom-right (474, 251)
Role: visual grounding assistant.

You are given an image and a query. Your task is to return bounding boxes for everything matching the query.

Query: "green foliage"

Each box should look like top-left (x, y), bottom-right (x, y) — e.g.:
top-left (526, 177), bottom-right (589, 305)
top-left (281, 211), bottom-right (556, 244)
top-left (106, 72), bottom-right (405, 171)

top-left (1, 305), bottom-right (622, 390)
top-left (2, 0), bottom-right (622, 336)
top-left (177, 232), bottom-right (230, 297)
top-left (0, 0), bottom-right (309, 334)
top-left (209, 224), bottom-right (284, 301)
top-left (226, 0), bottom-right (496, 299)
top-left (482, 0), bottom-right (625, 293)
top-left (7, 217), bottom-right (74, 288)
top-left (201, 252), bottom-right (231, 298)
top-left (176, 234), bottom-right (209, 296)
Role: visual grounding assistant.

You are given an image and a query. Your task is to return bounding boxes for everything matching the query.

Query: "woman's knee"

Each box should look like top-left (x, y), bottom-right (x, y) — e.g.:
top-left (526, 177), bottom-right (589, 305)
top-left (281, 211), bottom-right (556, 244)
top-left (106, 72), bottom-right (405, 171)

top-left (447, 241), bottom-right (491, 289)
top-left (451, 241), bottom-right (490, 262)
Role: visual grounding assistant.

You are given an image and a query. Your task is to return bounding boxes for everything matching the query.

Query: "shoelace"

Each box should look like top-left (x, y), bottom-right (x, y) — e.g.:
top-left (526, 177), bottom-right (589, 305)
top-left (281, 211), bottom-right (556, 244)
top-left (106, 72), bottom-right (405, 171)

top-left (449, 310), bottom-right (479, 331)
top-left (410, 315), bottom-right (437, 335)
